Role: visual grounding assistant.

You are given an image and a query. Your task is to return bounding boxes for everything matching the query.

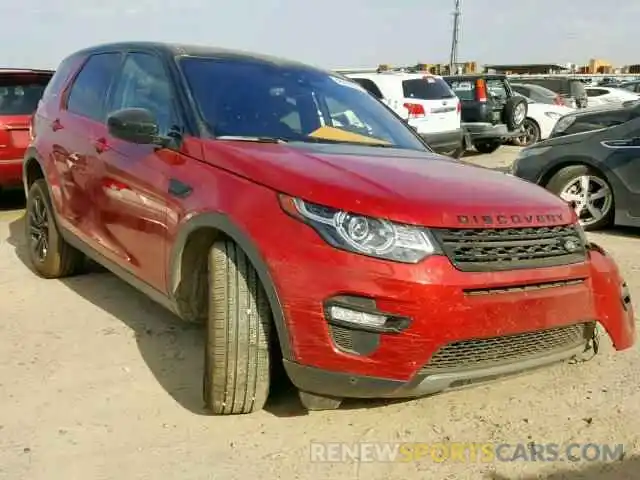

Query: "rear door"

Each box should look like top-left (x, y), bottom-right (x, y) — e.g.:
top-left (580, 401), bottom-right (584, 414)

top-left (400, 75), bottom-right (460, 133)
top-left (0, 71), bottom-right (53, 183)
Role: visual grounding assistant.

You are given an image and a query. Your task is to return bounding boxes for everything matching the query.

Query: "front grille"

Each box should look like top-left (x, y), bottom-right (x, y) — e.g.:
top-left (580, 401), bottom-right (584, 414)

top-left (419, 322), bottom-right (594, 374)
top-left (432, 225), bottom-right (586, 272)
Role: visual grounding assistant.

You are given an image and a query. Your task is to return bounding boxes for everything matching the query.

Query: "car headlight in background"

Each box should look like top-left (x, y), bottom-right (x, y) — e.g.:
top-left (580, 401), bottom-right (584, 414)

top-left (551, 115), bottom-right (576, 136)
top-left (279, 195), bottom-right (438, 263)
top-left (544, 111), bottom-right (562, 120)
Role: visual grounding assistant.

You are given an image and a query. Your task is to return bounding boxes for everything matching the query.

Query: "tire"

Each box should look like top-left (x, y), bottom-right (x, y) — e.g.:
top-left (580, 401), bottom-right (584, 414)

top-left (25, 179), bottom-right (84, 278)
top-left (545, 165), bottom-right (614, 231)
top-left (512, 118), bottom-right (541, 147)
top-left (474, 139), bottom-right (502, 154)
top-left (204, 240), bottom-right (272, 415)
top-left (503, 96), bottom-right (528, 130)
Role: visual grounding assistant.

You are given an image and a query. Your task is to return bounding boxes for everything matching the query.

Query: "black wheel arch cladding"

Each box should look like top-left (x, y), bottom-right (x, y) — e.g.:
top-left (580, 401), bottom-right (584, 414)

top-left (168, 212), bottom-right (294, 360)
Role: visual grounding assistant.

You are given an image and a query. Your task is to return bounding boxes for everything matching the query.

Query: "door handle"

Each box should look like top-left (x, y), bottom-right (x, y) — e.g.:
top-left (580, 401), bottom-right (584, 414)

top-left (51, 118), bottom-right (63, 131)
top-left (93, 137), bottom-right (110, 154)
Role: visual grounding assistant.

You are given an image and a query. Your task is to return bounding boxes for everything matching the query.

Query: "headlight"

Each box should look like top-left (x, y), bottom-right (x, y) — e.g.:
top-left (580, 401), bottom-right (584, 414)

top-left (552, 115), bottom-right (575, 136)
top-left (544, 111), bottom-right (562, 120)
top-left (279, 195), bottom-right (438, 263)
top-left (516, 145), bottom-right (552, 160)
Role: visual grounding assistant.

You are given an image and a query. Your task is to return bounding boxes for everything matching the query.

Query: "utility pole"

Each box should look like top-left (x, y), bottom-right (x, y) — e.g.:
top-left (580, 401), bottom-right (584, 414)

top-left (449, 0), bottom-right (461, 74)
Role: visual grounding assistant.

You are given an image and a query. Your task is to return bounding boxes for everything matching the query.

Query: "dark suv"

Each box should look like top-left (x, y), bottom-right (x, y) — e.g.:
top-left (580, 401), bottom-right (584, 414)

top-left (442, 74), bottom-right (527, 154)
top-left (23, 42), bottom-right (635, 415)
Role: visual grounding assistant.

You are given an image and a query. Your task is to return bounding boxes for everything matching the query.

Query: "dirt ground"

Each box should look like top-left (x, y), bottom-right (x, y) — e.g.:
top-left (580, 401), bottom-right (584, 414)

top-left (1, 146), bottom-right (639, 480)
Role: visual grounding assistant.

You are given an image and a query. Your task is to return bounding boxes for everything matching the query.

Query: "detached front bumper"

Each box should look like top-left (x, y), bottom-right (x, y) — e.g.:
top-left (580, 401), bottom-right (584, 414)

top-left (268, 231), bottom-right (635, 399)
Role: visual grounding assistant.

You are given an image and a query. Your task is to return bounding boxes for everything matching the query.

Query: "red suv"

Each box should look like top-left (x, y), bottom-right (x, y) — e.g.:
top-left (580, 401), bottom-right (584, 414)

top-left (0, 68), bottom-right (54, 190)
top-left (23, 42), bottom-right (635, 415)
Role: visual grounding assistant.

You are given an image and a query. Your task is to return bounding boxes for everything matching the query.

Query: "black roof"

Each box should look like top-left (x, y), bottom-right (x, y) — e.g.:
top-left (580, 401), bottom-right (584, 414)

top-left (71, 41), bottom-right (328, 73)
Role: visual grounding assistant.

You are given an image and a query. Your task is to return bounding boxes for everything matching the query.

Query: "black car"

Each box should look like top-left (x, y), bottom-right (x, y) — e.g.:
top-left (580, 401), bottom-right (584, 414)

top-left (511, 102), bottom-right (640, 230)
top-left (442, 74), bottom-right (527, 154)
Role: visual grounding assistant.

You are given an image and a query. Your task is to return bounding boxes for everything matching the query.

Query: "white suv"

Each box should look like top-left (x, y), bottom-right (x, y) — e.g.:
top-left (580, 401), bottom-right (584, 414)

top-left (346, 72), bottom-right (465, 158)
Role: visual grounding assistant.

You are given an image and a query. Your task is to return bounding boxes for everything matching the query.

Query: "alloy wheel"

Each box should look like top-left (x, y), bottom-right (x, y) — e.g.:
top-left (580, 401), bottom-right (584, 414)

top-left (28, 195), bottom-right (50, 262)
top-left (559, 175), bottom-right (613, 228)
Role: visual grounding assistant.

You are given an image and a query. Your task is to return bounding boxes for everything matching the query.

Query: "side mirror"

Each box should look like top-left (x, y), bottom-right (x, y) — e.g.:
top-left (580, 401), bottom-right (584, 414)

top-left (107, 108), bottom-right (160, 145)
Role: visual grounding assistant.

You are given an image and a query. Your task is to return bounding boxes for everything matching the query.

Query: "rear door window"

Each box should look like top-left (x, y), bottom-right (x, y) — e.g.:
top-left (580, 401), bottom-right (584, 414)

top-left (486, 79), bottom-right (508, 99)
top-left (402, 77), bottom-right (455, 100)
top-left (0, 75), bottom-right (52, 115)
top-left (66, 52), bottom-right (122, 122)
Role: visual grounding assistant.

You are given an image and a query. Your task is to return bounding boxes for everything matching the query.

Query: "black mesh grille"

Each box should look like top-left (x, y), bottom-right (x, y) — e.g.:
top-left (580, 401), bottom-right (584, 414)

top-left (432, 225), bottom-right (586, 272)
top-left (419, 322), bottom-right (593, 374)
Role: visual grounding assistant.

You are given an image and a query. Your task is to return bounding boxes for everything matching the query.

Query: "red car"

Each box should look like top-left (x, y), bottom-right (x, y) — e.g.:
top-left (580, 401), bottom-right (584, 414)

top-left (0, 68), bottom-right (54, 190)
top-left (23, 42), bottom-right (635, 415)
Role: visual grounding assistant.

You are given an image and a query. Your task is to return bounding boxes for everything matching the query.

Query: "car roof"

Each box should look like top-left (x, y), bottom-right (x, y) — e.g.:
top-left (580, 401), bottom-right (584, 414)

top-left (69, 41), bottom-right (330, 74)
top-left (0, 68), bottom-right (54, 75)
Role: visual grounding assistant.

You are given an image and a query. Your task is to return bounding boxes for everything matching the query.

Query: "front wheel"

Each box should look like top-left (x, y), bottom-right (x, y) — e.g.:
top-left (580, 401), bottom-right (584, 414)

top-left (204, 240), bottom-right (272, 415)
top-left (474, 139), bottom-right (501, 154)
top-left (546, 165), bottom-right (614, 231)
top-left (512, 118), bottom-right (540, 147)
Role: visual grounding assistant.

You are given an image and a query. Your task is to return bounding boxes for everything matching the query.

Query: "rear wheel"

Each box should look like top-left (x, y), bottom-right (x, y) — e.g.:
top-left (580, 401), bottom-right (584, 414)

top-left (474, 139), bottom-right (501, 154)
top-left (546, 165), bottom-right (614, 231)
top-left (25, 179), bottom-right (84, 278)
top-left (204, 240), bottom-right (272, 415)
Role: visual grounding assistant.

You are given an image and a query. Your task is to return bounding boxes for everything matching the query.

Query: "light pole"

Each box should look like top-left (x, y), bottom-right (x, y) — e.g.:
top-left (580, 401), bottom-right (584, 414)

top-left (449, 0), bottom-right (461, 74)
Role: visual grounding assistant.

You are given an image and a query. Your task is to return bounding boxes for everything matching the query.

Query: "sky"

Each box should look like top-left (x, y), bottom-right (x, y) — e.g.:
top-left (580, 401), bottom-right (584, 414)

top-left (1, 0), bottom-right (638, 70)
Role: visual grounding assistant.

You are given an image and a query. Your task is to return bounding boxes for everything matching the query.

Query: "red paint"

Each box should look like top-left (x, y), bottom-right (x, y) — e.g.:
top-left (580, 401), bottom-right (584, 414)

top-left (29, 58), bottom-right (634, 387)
top-left (0, 69), bottom-right (54, 187)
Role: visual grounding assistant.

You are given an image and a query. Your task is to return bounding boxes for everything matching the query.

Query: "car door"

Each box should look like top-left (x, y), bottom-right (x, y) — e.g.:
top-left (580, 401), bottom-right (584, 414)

top-left (93, 51), bottom-right (180, 291)
top-left (599, 117), bottom-right (640, 219)
top-left (52, 52), bottom-right (123, 239)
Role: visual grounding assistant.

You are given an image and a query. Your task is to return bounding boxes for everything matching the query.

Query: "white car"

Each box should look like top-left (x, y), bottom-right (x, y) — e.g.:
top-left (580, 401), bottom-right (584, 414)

top-left (345, 72), bottom-right (465, 157)
top-left (584, 86), bottom-right (639, 108)
top-left (513, 95), bottom-right (574, 146)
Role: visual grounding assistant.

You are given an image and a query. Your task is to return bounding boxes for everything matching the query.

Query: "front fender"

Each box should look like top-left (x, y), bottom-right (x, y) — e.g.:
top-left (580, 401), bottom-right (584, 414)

top-left (168, 212), bottom-right (294, 360)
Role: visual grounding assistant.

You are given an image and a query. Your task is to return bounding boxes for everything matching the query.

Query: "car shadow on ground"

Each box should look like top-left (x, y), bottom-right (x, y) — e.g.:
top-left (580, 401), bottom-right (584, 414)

top-left (5, 214), bottom-right (350, 418)
top-left (488, 455), bottom-right (639, 480)
top-left (6, 214), bottom-right (214, 415)
top-left (594, 225), bottom-right (640, 239)
top-left (0, 187), bottom-right (25, 211)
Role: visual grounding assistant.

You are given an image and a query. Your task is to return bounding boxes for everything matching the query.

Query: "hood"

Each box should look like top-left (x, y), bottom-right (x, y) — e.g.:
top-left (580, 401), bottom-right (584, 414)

top-left (201, 140), bottom-right (574, 228)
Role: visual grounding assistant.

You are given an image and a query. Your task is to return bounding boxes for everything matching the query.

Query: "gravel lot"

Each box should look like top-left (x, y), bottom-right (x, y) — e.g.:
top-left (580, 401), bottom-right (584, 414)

top-left (1, 146), bottom-right (638, 480)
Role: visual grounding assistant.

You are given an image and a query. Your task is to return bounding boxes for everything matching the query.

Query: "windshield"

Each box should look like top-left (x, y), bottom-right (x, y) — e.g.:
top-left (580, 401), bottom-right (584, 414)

top-left (179, 57), bottom-right (427, 150)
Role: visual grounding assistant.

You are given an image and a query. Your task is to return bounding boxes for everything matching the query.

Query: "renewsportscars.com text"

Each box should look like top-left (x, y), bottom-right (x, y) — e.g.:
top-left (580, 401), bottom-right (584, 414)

top-left (310, 442), bottom-right (625, 463)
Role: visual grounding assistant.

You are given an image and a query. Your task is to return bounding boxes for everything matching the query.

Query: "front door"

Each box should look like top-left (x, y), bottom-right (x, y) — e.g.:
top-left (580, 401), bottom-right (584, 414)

top-left (93, 51), bottom-right (183, 292)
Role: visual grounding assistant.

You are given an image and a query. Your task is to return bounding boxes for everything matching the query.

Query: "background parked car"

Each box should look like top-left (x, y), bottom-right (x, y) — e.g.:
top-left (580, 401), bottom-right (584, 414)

top-left (511, 101), bottom-right (640, 230)
top-left (347, 72), bottom-right (465, 158)
top-left (513, 77), bottom-right (588, 109)
top-left (511, 94), bottom-right (574, 147)
top-left (511, 82), bottom-right (569, 107)
top-left (616, 80), bottom-right (640, 94)
top-left (442, 73), bottom-right (527, 154)
top-left (584, 85), bottom-right (639, 109)
top-left (0, 68), bottom-right (54, 191)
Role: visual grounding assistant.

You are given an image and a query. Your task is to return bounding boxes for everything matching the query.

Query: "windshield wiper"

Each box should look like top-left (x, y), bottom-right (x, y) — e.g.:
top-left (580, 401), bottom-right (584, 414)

top-left (216, 135), bottom-right (289, 144)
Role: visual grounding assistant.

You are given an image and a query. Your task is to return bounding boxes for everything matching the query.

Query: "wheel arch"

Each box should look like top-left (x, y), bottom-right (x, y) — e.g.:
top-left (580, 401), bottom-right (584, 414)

top-left (22, 147), bottom-right (46, 193)
top-left (168, 212), bottom-right (294, 360)
top-left (538, 158), bottom-right (612, 188)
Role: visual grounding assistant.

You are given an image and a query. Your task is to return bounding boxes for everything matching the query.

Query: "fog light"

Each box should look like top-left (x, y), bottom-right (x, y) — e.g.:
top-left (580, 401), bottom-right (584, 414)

top-left (328, 305), bottom-right (387, 328)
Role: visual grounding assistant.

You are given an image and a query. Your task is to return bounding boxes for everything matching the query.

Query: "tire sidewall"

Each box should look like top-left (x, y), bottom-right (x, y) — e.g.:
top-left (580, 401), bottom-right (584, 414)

top-left (504, 96), bottom-right (528, 130)
top-left (25, 180), bottom-right (61, 272)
